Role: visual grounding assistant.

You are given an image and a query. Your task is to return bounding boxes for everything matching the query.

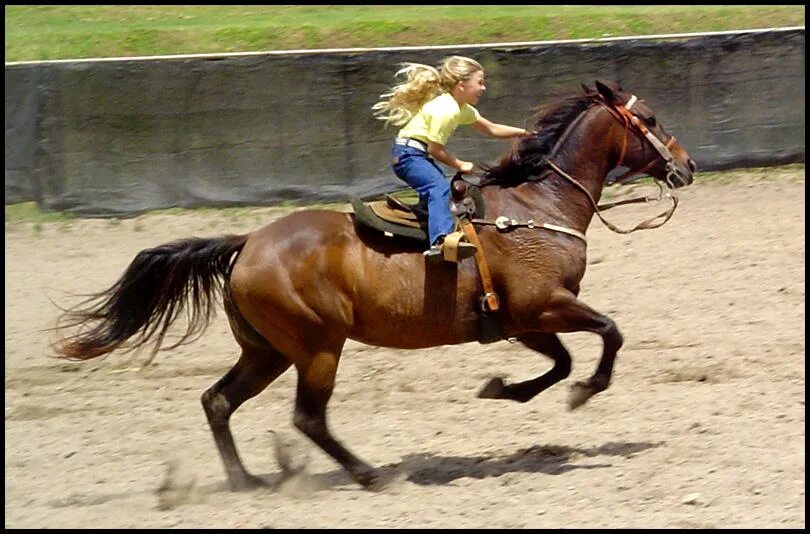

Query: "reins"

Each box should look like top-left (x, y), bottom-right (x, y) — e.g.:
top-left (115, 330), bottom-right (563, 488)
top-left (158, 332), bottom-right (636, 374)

top-left (546, 159), bottom-right (678, 235)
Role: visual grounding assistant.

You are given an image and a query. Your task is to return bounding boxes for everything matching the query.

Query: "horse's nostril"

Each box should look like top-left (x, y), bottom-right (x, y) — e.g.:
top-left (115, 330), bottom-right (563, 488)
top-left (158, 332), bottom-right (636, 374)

top-left (688, 159), bottom-right (697, 173)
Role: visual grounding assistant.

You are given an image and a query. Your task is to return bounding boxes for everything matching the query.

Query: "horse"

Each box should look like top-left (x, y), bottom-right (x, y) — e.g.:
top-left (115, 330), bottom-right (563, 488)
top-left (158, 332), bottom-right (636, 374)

top-left (53, 80), bottom-right (696, 491)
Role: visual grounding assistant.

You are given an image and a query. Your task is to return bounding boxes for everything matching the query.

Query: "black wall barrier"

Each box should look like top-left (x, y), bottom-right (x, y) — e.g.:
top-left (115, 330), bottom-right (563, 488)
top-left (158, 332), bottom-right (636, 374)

top-left (4, 28), bottom-right (804, 216)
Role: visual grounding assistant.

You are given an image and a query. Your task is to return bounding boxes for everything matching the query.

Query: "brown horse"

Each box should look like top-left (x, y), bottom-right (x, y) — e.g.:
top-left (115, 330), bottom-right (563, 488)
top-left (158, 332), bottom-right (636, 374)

top-left (54, 80), bottom-right (696, 490)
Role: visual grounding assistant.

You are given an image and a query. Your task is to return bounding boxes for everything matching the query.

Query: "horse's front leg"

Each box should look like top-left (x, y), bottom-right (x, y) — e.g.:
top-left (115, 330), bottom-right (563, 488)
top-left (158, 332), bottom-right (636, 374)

top-left (480, 287), bottom-right (623, 409)
top-left (542, 288), bottom-right (623, 409)
top-left (478, 332), bottom-right (572, 402)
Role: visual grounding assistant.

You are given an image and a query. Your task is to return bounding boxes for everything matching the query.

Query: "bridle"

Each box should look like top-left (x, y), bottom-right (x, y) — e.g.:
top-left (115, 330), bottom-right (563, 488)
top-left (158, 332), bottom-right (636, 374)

top-left (599, 94), bottom-right (683, 190)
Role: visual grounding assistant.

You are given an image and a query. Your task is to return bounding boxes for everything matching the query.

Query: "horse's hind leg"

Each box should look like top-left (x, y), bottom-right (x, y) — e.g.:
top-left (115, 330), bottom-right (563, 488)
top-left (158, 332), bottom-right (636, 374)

top-left (478, 332), bottom-right (572, 403)
top-left (201, 346), bottom-right (291, 491)
top-left (291, 343), bottom-right (379, 489)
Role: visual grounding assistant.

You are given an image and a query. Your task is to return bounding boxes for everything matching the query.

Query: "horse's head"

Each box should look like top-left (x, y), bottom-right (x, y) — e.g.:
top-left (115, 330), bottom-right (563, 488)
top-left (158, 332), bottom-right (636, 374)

top-left (481, 81), bottom-right (696, 193)
top-left (590, 80), bottom-right (696, 189)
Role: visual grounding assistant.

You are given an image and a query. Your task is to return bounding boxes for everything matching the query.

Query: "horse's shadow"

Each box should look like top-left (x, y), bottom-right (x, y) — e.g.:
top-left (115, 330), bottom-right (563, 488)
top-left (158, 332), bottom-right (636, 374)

top-left (289, 440), bottom-right (664, 489)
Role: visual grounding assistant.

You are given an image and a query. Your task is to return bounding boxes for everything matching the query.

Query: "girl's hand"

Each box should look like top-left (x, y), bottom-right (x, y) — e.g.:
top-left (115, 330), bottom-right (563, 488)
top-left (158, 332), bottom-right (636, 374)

top-left (458, 161), bottom-right (474, 174)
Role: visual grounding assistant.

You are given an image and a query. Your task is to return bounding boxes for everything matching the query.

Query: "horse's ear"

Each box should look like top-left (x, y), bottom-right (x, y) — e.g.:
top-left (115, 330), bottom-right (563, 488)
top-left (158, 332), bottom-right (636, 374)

top-left (581, 83), bottom-right (595, 96)
top-left (595, 80), bottom-right (620, 104)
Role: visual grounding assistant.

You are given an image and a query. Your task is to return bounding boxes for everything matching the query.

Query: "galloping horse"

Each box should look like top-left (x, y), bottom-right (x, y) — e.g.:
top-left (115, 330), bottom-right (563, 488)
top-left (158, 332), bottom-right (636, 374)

top-left (54, 80), bottom-right (696, 490)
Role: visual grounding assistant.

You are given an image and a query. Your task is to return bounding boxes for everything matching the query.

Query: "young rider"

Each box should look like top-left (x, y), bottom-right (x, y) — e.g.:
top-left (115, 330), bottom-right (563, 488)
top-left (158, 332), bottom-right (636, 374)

top-left (373, 55), bottom-right (531, 259)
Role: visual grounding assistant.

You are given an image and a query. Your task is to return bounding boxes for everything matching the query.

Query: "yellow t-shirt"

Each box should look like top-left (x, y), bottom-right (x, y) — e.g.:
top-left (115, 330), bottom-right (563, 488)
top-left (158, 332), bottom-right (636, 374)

top-left (397, 92), bottom-right (480, 146)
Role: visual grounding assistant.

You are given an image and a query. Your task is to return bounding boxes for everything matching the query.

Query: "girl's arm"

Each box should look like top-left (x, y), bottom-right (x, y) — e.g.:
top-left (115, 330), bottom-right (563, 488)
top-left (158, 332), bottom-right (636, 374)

top-left (427, 142), bottom-right (474, 173)
top-left (472, 116), bottom-right (532, 139)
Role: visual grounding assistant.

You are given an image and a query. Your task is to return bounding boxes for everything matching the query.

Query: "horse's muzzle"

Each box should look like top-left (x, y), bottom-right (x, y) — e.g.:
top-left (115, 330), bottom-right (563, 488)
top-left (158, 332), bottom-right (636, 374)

top-left (666, 158), bottom-right (696, 188)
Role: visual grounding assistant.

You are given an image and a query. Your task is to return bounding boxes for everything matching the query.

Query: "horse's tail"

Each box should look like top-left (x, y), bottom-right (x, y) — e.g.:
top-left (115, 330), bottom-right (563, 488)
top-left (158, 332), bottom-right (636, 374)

top-left (53, 234), bottom-right (249, 361)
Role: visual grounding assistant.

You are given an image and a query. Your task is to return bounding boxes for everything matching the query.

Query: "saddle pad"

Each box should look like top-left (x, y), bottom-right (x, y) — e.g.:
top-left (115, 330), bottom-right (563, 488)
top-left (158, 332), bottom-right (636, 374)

top-left (350, 197), bottom-right (428, 242)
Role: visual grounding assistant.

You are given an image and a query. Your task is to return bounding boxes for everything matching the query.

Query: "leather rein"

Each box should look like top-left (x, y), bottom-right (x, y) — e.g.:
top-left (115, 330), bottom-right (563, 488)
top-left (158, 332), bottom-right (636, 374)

top-left (472, 94), bottom-right (681, 240)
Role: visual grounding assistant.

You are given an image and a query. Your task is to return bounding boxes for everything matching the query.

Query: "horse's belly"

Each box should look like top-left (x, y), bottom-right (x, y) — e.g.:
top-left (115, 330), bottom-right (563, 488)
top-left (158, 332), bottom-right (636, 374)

top-left (349, 316), bottom-right (478, 350)
top-left (347, 288), bottom-right (480, 349)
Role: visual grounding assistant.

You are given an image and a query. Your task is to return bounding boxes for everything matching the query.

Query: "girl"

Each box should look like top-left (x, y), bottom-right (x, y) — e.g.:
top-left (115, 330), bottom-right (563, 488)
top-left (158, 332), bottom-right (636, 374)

top-left (373, 55), bottom-right (531, 260)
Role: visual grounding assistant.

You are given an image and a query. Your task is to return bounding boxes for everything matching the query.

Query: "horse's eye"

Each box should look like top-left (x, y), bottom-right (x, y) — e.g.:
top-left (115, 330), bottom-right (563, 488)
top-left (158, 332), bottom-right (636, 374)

top-left (645, 116), bottom-right (657, 127)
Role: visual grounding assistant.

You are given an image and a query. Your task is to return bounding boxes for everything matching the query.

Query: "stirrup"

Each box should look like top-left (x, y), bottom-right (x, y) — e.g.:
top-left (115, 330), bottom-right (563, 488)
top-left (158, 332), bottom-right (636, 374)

top-left (424, 233), bottom-right (477, 262)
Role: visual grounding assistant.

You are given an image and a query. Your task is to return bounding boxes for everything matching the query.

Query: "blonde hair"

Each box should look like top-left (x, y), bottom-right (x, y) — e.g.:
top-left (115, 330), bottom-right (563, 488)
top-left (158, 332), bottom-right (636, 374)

top-left (372, 55), bottom-right (484, 127)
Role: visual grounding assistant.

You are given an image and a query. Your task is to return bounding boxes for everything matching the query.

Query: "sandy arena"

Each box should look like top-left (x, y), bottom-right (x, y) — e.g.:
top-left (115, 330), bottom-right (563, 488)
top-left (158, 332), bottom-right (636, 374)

top-left (4, 166), bottom-right (805, 528)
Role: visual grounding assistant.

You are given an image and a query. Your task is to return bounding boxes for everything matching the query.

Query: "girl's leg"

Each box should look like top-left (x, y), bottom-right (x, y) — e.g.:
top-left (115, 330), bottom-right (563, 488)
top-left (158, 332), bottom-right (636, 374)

top-left (392, 148), bottom-right (454, 245)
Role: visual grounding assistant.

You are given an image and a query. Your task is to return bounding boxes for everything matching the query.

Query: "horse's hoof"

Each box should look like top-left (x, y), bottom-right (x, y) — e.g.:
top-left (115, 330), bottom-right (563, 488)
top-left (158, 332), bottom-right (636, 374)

top-left (230, 474), bottom-right (267, 492)
top-left (567, 381), bottom-right (596, 410)
top-left (477, 377), bottom-right (505, 399)
top-left (354, 469), bottom-right (386, 491)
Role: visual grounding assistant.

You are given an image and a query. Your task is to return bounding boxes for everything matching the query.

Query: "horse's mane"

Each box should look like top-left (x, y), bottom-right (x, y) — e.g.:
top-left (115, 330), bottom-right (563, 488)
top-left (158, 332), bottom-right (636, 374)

top-left (480, 88), bottom-right (597, 186)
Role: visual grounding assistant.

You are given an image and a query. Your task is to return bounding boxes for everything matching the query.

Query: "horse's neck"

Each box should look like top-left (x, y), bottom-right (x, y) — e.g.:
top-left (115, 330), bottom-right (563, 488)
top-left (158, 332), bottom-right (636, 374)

top-left (542, 106), bottom-right (619, 224)
top-left (552, 105), bottom-right (616, 202)
top-left (546, 160), bottom-right (606, 228)
top-left (481, 104), bottom-right (624, 233)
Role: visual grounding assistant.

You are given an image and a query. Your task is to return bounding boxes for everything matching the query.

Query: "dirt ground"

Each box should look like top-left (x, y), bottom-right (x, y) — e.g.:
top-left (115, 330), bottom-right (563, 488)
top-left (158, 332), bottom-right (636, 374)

top-left (4, 166), bottom-right (805, 528)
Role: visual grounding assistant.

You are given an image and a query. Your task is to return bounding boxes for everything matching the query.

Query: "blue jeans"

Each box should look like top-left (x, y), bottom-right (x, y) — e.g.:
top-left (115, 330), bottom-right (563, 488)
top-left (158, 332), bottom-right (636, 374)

top-left (391, 143), bottom-right (454, 246)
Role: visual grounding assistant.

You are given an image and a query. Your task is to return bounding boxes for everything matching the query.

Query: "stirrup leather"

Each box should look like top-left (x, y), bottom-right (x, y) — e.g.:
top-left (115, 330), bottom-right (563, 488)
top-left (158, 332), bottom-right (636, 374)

top-left (459, 220), bottom-right (500, 313)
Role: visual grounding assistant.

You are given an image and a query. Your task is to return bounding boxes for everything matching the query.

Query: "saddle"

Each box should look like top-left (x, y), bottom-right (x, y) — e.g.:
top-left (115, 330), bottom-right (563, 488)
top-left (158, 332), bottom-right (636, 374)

top-left (351, 177), bottom-right (485, 243)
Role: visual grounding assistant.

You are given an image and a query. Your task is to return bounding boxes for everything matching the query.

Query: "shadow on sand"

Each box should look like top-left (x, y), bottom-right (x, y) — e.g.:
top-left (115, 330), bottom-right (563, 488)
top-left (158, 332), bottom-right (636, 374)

top-left (48, 440), bottom-right (664, 509)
